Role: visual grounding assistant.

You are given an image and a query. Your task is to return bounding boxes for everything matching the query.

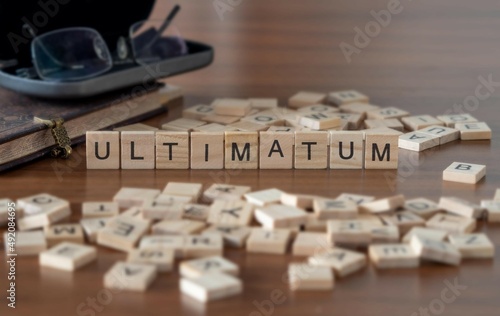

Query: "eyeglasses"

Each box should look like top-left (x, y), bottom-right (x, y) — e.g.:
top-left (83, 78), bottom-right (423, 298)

top-left (25, 4), bottom-right (187, 82)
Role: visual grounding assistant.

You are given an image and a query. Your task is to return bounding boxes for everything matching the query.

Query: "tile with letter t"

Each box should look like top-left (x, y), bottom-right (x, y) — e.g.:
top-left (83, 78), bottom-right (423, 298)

top-left (294, 131), bottom-right (329, 169)
top-left (418, 125), bottom-right (460, 145)
top-left (443, 162), bottom-right (486, 184)
top-left (456, 122), bottom-right (492, 140)
top-left (81, 201), bottom-right (119, 218)
top-left (364, 129), bottom-right (400, 169)
top-left (259, 131), bottom-right (294, 169)
top-left (327, 89), bottom-right (369, 105)
top-left (104, 261), bottom-right (157, 292)
top-left (368, 244), bottom-right (419, 269)
top-left (120, 131), bottom-right (155, 169)
top-left (448, 233), bottom-right (495, 259)
top-left (207, 200), bottom-right (254, 226)
top-left (44, 223), bottom-right (84, 247)
top-left (180, 272), bottom-right (242, 302)
top-left (183, 234), bottom-right (224, 258)
top-left (127, 248), bottom-right (174, 272)
top-left (156, 131), bottom-right (190, 169)
top-left (86, 131), bottom-right (120, 169)
top-left (410, 235), bottom-right (461, 266)
top-left (97, 217), bottom-right (150, 252)
top-left (3, 230), bottom-right (47, 255)
top-left (190, 132), bottom-right (224, 169)
top-left (39, 242), bottom-right (97, 271)
top-left (180, 255), bottom-right (239, 278)
top-left (329, 131), bottom-right (364, 169)
top-left (246, 228), bottom-right (292, 254)
top-left (288, 263), bottom-right (334, 291)
top-left (224, 131), bottom-right (259, 169)
top-left (308, 247), bottom-right (367, 277)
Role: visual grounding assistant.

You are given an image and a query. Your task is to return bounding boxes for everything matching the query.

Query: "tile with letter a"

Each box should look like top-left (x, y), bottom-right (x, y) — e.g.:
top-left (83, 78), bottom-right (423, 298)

top-left (294, 131), bottom-right (329, 169)
top-left (80, 217), bottom-right (111, 243)
top-left (410, 235), bottom-right (461, 266)
top-left (127, 248), bottom-right (175, 272)
top-left (481, 200), bottom-right (500, 222)
top-left (398, 132), bottom-right (439, 152)
top-left (244, 188), bottom-right (285, 206)
top-left (202, 225), bottom-right (252, 248)
top-left (86, 131), bottom-right (120, 169)
top-left (179, 272), bottom-right (242, 302)
top-left (139, 235), bottom-right (185, 258)
top-left (17, 193), bottom-right (71, 230)
top-left (207, 200), bottom-right (254, 226)
top-left (44, 223), bottom-right (84, 247)
top-left (97, 217), bottom-right (150, 252)
top-left (308, 247), bottom-right (366, 277)
top-left (417, 125), bottom-right (460, 145)
top-left (224, 131), bottom-right (259, 169)
top-left (246, 228), bottom-right (292, 254)
top-left (443, 162), bottom-right (486, 184)
top-left (327, 89), bottom-right (369, 105)
top-left (404, 198), bottom-right (441, 219)
top-left (288, 263), bottom-right (334, 291)
top-left (203, 184), bottom-right (252, 202)
top-left (255, 204), bottom-right (308, 229)
top-left (364, 129), bottom-right (399, 169)
top-left (39, 242), bottom-right (97, 271)
top-left (120, 131), bottom-right (155, 169)
top-left (156, 131), bottom-right (190, 169)
top-left (259, 131), bottom-right (294, 169)
top-left (329, 131), bottom-right (364, 169)
top-left (448, 233), bottom-right (495, 259)
top-left (426, 213), bottom-right (476, 234)
top-left (313, 198), bottom-right (358, 220)
top-left (182, 104), bottom-right (215, 120)
top-left (401, 115), bottom-right (444, 131)
top-left (292, 232), bottom-right (330, 256)
top-left (183, 234), bottom-right (224, 258)
top-left (180, 255), bottom-right (239, 278)
top-left (436, 114), bottom-right (478, 127)
top-left (112, 187), bottom-right (160, 208)
top-left (81, 201), bottom-right (119, 218)
top-left (104, 261), bottom-right (157, 292)
top-left (191, 132), bottom-right (224, 169)
top-left (288, 91), bottom-right (327, 108)
top-left (456, 122), bottom-right (492, 140)
top-left (3, 230), bottom-right (47, 255)
top-left (368, 244), bottom-right (419, 269)
top-left (438, 196), bottom-right (485, 218)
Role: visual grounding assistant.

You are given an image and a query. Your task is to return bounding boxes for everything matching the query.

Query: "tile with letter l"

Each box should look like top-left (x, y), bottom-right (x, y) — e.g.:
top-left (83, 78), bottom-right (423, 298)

top-left (121, 131), bottom-right (155, 169)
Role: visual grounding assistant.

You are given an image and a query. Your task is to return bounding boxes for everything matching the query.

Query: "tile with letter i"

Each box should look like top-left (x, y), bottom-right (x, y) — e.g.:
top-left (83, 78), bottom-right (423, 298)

top-left (364, 129), bottom-right (400, 169)
top-left (443, 162), bottom-right (486, 184)
top-left (86, 131), bottom-right (120, 169)
top-left (410, 235), bottom-right (461, 266)
top-left (97, 217), bottom-right (150, 252)
top-left (81, 202), bottom-right (119, 218)
top-left (3, 230), bottom-right (47, 255)
top-left (308, 247), bottom-right (367, 277)
top-left (44, 224), bottom-right (84, 247)
top-left (368, 244), bottom-right (419, 269)
top-left (294, 131), bottom-right (329, 169)
top-left (202, 225), bottom-right (252, 248)
top-left (120, 131), bottom-right (155, 169)
top-left (183, 234), bottom-right (224, 258)
top-left (455, 122), bottom-right (492, 140)
top-left (426, 213), bottom-right (476, 234)
top-left (207, 200), bottom-right (254, 226)
top-left (327, 89), bottom-right (369, 105)
top-left (448, 233), bottom-right (495, 259)
top-left (246, 228), bottom-right (292, 254)
top-left (329, 131), bottom-right (364, 169)
top-left (179, 272), bottom-right (242, 302)
top-left (104, 261), bottom-right (157, 292)
top-left (224, 131), bottom-right (259, 169)
top-left (127, 248), bottom-right (175, 272)
top-left (179, 255), bottom-right (239, 278)
top-left (259, 131), bottom-right (294, 169)
top-left (190, 132), bottom-right (224, 169)
top-left (418, 125), bottom-right (460, 145)
top-left (288, 263), bottom-right (334, 291)
top-left (156, 131), bottom-right (190, 169)
top-left (39, 242), bottom-right (97, 271)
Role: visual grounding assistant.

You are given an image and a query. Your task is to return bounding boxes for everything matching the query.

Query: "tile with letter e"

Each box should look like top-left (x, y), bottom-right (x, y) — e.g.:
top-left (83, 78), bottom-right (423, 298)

top-left (329, 131), bottom-right (364, 169)
top-left (288, 91), bottom-right (327, 108)
top-left (259, 131), bottom-right (294, 169)
top-left (401, 115), bottom-right (444, 131)
top-left (104, 261), bottom-right (157, 292)
top-left (44, 224), bottom-right (84, 247)
top-left (120, 131), bottom-right (155, 169)
top-left (364, 129), bottom-right (400, 169)
top-left (313, 198), bottom-right (358, 220)
top-left (180, 255), bottom-right (239, 278)
top-left (179, 272), bottom-right (242, 302)
top-left (127, 248), bottom-right (174, 272)
top-left (443, 162), bottom-right (486, 184)
top-left (97, 217), bottom-right (150, 252)
top-left (404, 198), bottom-right (441, 219)
top-left (3, 230), bottom-right (47, 255)
top-left (183, 234), bottom-right (224, 258)
top-left (327, 89), bottom-right (369, 105)
top-left (191, 132), bottom-right (224, 169)
top-left (255, 204), bottom-right (308, 229)
top-left (207, 200), bottom-right (254, 226)
top-left (398, 132), bottom-right (439, 152)
top-left (39, 242), bottom-right (96, 271)
top-left (436, 114), bottom-right (478, 127)
top-left (426, 213), bottom-right (476, 234)
top-left (203, 184), bottom-right (252, 202)
top-left (112, 187), bottom-right (160, 208)
top-left (246, 228), bottom-right (292, 254)
top-left (292, 232), bottom-right (330, 256)
top-left (294, 131), bottom-right (329, 169)
top-left (368, 244), bottom-right (419, 269)
top-left (438, 196), bottom-right (485, 218)
top-left (288, 263), bottom-right (334, 291)
top-left (86, 131), bottom-right (120, 169)
top-left (224, 131), bottom-right (259, 169)
top-left (410, 235), bottom-right (461, 266)
top-left (456, 122), bottom-right (492, 140)
top-left (417, 125), bottom-right (459, 145)
top-left (81, 201), bottom-right (119, 218)
top-left (156, 131), bottom-right (190, 169)
top-left (448, 233), bottom-right (495, 259)
top-left (203, 225), bottom-right (252, 248)
top-left (308, 247), bottom-right (366, 277)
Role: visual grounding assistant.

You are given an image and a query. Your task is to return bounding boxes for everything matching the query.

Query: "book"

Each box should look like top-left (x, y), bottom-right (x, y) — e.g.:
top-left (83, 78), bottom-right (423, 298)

top-left (0, 84), bottom-right (180, 172)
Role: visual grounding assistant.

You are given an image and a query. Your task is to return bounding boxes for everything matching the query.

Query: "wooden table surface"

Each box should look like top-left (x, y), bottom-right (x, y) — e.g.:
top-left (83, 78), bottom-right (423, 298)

top-left (2, 0), bottom-right (500, 315)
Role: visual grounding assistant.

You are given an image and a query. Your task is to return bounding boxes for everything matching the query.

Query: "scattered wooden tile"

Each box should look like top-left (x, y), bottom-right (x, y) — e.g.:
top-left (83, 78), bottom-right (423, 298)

top-left (0, 198), bottom-right (13, 226)
top-left (202, 114), bottom-right (241, 125)
top-left (203, 184), bottom-right (252, 202)
top-left (127, 248), bottom-right (174, 272)
top-left (281, 192), bottom-right (318, 209)
top-left (156, 131), bottom-right (190, 169)
top-left (368, 244), bottom-right (419, 269)
top-left (17, 194), bottom-right (71, 230)
top-left (141, 197), bottom-right (185, 220)
top-left (326, 219), bottom-right (375, 246)
top-left (308, 247), bottom-right (366, 277)
top-left (80, 217), bottom-right (111, 243)
top-left (404, 198), bottom-right (441, 219)
top-left (443, 162), bottom-right (487, 184)
top-left (114, 123), bottom-right (159, 132)
top-left (336, 113), bottom-right (364, 130)
top-left (327, 90), bottom-right (369, 105)
top-left (304, 214), bottom-right (328, 232)
top-left (180, 255), bottom-right (239, 278)
top-left (364, 129), bottom-right (400, 169)
top-left (81, 202), bottom-right (119, 218)
top-left (299, 112), bottom-right (341, 130)
top-left (297, 104), bottom-right (339, 114)
top-left (259, 131), bottom-right (294, 169)
top-left (224, 131), bottom-right (259, 169)
top-left (410, 235), bottom-right (461, 266)
top-left (436, 114), bottom-right (478, 128)
top-left (380, 211), bottom-right (425, 234)
top-left (288, 263), bottom-right (334, 291)
top-left (3, 230), bottom-right (47, 255)
top-left (203, 225), bottom-right (252, 248)
top-left (194, 123), bottom-right (238, 132)
top-left (228, 120), bottom-right (269, 132)
top-left (448, 233), bottom-right (495, 259)
top-left (179, 272), bottom-right (242, 302)
top-left (161, 118), bottom-right (206, 132)
top-left (366, 107), bottom-right (409, 120)
top-left (313, 198), bottom-right (358, 220)
top-left (213, 98), bottom-right (252, 116)
top-left (402, 227), bottom-right (448, 244)
top-left (139, 235), bottom-right (185, 258)
top-left (359, 195), bottom-right (405, 214)
top-left (120, 131), bottom-right (155, 169)
top-left (438, 196), bottom-right (485, 218)
top-left (398, 132), bottom-right (440, 152)
top-left (288, 91), bottom-right (327, 108)
top-left (112, 187), bottom-right (160, 208)
top-left (44, 224), bottom-right (84, 247)
top-left (183, 234), bottom-right (224, 258)
top-left (339, 102), bottom-right (379, 115)
top-left (190, 132), bottom-right (224, 169)
top-left (158, 84), bottom-right (183, 103)
top-left (152, 220), bottom-right (206, 235)
top-left (364, 119), bottom-right (404, 132)
top-left (249, 98), bottom-right (278, 110)
top-left (294, 131), bottom-right (329, 169)
top-left (183, 204), bottom-right (210, 222)
top-left (329, 131), bottom-right (364, 169)
top-left (370, 226), bottom-right (400, 244)
top-left (292, 232), bottom-right (330, 256)
top-left (162, 182), bottom-right (203, 201)
top-left (207, 200), bottom-right (254, 226)
top-left (357, 214), bottom-right (385, 226)
top-left (255, 204), bottom-right (308, 228)
top-left (417, 125), bottom-right (460, 145)
top-left (39, 242), bottom-right (96, 271)
top-left (455, 122), bottom-right (492, 140)
top-left (426, 213), bottom-right (476, 234)
top-left (336, 193), bottom-right (375, 205)
top-left (246, 228), bottom-right (292, 254)
top-left (86, 131), bottom-right (120, 169)
top-left (183, 104), bottom-right (215, 120)
top-left (97, 217), bottom-right (150, 252)
top-left (244, 188), bottom-right (285, 206)
top-left (401, 115), bottom-right (444, 131)
top-left (267, 126), bottom-right (296, 132)
top-left (104, 261), bottom-right (157, 292)
top-left (241, 110), bottom-right (286, 126)
top-left (480, 200), bottom-right (500, 222)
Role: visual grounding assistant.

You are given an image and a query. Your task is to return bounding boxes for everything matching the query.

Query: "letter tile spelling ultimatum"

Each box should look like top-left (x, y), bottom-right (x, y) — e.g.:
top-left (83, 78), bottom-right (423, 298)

top-left (121, 131), bottom-right (155, 169)
top-left (255, 204), bottom-right (308, 229)
top-left (44, 224), bottom-right (84, 247)
top-left (288, 263), bottom-right (334, 291)
top-left (179, 255), bottom-right (239, 278)
top-left (259, 131), bottom-right (294, 169)
top-left (292, 232), bottom-right (330, 256)
top-left (364, 129), bottom-right (399, 169)
top-left (39, 242), bottom-right (97, 271)
top-left (224, 131), bottom-right (258, 169)
top-left (308, 247), bottom-right (366, 277)
top-left (86, 131), bottom-right (120, 169)
top-left (3, 230), bottom-right (47, 255)
top-left (16, 193), bottom-right (71, 230)
top-left (104, 261), bottom-right (157, 292)
top-left (294, 131), bottom-right (329, 169)
top-left (448, 233), bottom-right (495, 259)
top-left (327, 90), bottom-right (369, 105)
top-left (329, 131), bottom-right (364, 169)
top-left (127, 248), bottom-right (175, 272)
top-left (442, 162), bottom-right (486, 184)
top-left (207, 200), bottom-right (254, 226)
top-left (202, 225), bottom-right (252, 248)
top-left (97, 217), bottom-right (150, 252)
top-left (190, 132), bottom-right (224, 169)
top-left (368, 244), bottom-right (419, 269)
top-left (288, 91), bottom-right (327, 108)
top-left (156, 131), bottom-right (190, 169)
top-left (455, 122), bottom-right (492, 140)
top-left (410, 235), bottom-right (461, 266)
top-left (179, 272), bottom-right (242, 302)
top-left (246, 228), bottom-right (292, 254)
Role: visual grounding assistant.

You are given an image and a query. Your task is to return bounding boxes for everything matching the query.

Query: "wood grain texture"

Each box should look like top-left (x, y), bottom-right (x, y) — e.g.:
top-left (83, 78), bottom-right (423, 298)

top-left (2, 0), bottom-right (500, 315)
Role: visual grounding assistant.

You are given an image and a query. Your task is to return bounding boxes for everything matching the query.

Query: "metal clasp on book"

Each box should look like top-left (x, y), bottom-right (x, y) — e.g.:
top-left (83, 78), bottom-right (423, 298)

top-left (34, 117), bottom-right (72, 159)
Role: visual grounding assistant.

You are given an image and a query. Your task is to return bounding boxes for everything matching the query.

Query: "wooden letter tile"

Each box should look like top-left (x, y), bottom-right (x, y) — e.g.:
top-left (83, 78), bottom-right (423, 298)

top-left (359, 194), bottom-right (405, 214)
top-left (308, 247), bottom-right (366, 277)
top-left (326, 219), bottom-right (375, 247)
top-left (179, 272), bottom-right (242, 302)
top-left (410, 235), bottom-right (461, 266)
top-left (228, 120), bottom-right (269, 132)
top-left (259, 131), bottom-right (294, 169)
top-left (182, 104), bottom-right (215, 120)
top-left (401, 115), bottom-right (444, 131)
top-left (81, 202), bottom-right (119, 218)
top-left (288, 263), bottom-right (334, 291)
top-left (329, 131), bottom-right (364, 169)
top-left (80, 217), bottom-right (111, 243)
top-left (402, 227), bottom-right (448, 244)
top-left (364, 119), bottom-right (404, 132)
top-left (292, 232), bottom-right (330, 256)
top-left (213, 98), bottom-right (252, 116)
top-left (481, 200), bottom-right (500, 222)
top-left (288, 91), bottom-right (327, 108)
top-left (121, 131), bottom-right (155, 169)
top-left (313, 198), bottom-right (358, 220)
top-left (294, 131), bottom-right (329, 169)
top-left (39, 242), bottom-right (96, 271)
top-left (202, 225), bottom-right (252, 248)
top-left (299, 112), bottom-right (341, 130)
top-left (364, 130), bottom-right (399, 169)
top-left (17, 194), bottom-right (71, 230)
top-left (97, 217), bottom-right (150, 252)
top-left (183, 234), bottom-right (224, 258)
top-left (180, 255), bottom-right (239, 278)
top-left (438, 196), bottom-right (485, 218)
top-left (244, 188), bottom-right (285, 206)
top-left (141, 197), bottom-right (185, 220)
top-left (44, 224), bottom-right (84, 247)
top-left (207, 200), bottom-right (254, 226)
top-left (139, 235), bottom-right (185, 258)
top-left (417, 125), bottom-right (460, 145)
top-left (448, 233), bottom-right (494, 259)
top-left (224, 131), bottom-right (259, 169)
top-left (203, 184), bottom-right (252, 202)
top-left (246, 228), bottom-right (292, 254)
top-left (183, 204), bottom-right (210, 221)
top-left (112, 187), bottom-right (160, 208)
top-left (163, 182), bottom-right (203, 201)
top-left (404, 198), bottom-right (441, 219)
top-left (255, 204), bottom-right (308, 229)
top-left (436, 114), bottom-right (478, 127)
top-left (86, 131), bottom-right (120, 169)
top-left (127, 248), bottom-right (174, 272)
top-left (426, 213), bottom-right (476, 234)
top-left (456, 122), bottom-right (492, 140)
top-left (368, 244), bottom-right (419, 269)
top-left (3, 230), bottom-right (46, 255)
top-left (380, 211), bottom-right (425, 234)
top-left (104, 261), bottom-right (157, 292)
top-left (156, 131), bottom-right (190, 169)
top-left (398, 132), bottom-right (440, 152)
top-left (339, 102), bottom-right (379, 115)
top-left (366, 107), bottom-right (409, 120)
top-left (152, 220), bottom-right (206, 235)
top-left (327, 90), bottom-right (369, 105)
top-left (336, 193), bottom-right (375, 205)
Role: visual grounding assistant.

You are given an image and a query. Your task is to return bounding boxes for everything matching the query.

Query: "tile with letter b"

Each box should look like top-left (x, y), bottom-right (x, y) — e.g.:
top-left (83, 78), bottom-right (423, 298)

top-left (120, 131), bottom-right (155, 169)
top-left (179, 272), bottom-right (242, 302)
top-left (224, 131), bottom-right (259, 169)
top-left (368, 244), bottom-right (419, 269)
top-left (179, 255), bottom-right (239, 278)
top-left (156, 131), bottom-right (190, 169)
top-left (39, 242), bottom-right (97, 271)
top-left (330, 131), bottom-right (364, 169)
top-left (127, 248), bottom-right (174, 272)
top-left (294, 131), bottom-right (329, 169)
top-left (86, 131), bottom-right (120, 169)
top-left (104, 261), bottom-right (157, 292)
top-left (259, 131), bottom-right (294, 169)
top-left (456, 122), bottom-right (492, 140)
top-left (448, 233), bottom-right (494, 259)
top-left (308, 247), bottom-right (366, 277)
top-left (443, 162), bottom-right (486, 184)
top-left (288, 263), bottom-right (334, 291)
top-left (364, 129), bottom-right (400, 169)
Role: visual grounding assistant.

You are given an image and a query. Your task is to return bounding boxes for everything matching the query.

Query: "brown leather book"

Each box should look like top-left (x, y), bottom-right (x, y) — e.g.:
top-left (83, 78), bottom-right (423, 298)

top-left (0, 85), bottom-right (172, 172)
